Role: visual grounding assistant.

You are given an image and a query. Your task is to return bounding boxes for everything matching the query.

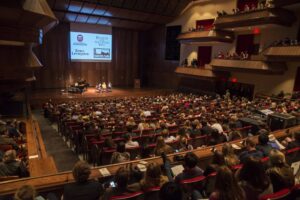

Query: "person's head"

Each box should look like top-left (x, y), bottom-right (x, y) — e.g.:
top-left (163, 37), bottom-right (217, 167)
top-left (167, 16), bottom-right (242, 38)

top-left (117, 142), bottom-right (126, 153)
top-left (239, 157), bottom-right (270, 190)
top-left (245, 137), bottom-right (256, 150)
top-left (124, 133), bottom-right (132, 142)
top-left (115, 167), bottom-right (129, 189)
top-left (72, 161), bottom-right (91, 183)
top-left (156, 136), bottom-right (166, 149)
top-left (222, 143), bottom-right (235, 156)
top-left (201, 120), bottom-right (208, 127)
top-left (184, 152), bottom-right (199, 169)
top-left (269, 149), bottom-right (286, 167)
top-left (14, 185), bottom-right (36, 200)
top-left (159, 182), bottom-right (183, 200)
top-left (212, 150), bottom-right (225, 166)
top-left (104, 137), bottom-right (115, 148)
top-left (145, 163), bottom-right (162, 181)
top-left (3, 149), bottom-right (16, 162)
top-left (214, 166), bottom-right (244, 200)
top-left (191, 120), bottom-right (199, 129)
top-left (294, 131), bottom-right (300, 142)
top-left (258, 132), bottom-right (269, 145)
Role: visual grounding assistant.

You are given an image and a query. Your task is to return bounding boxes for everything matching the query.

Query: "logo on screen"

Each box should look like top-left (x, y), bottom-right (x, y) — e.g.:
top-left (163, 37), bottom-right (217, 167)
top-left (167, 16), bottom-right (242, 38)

top-left (77, 34), bottom-right (83, 42)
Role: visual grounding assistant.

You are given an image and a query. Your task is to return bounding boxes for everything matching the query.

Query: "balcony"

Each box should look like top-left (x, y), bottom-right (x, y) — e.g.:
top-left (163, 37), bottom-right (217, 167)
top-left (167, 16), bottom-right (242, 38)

top-left (264, 46), bottom-right (300, 61)
top-left (214, 8), bottom-right (296, 30)
top-left (210, 59), bottom-right (287, 74)
top-left (175, 66), bottom-right (217, 79)
top-left (177, 30), bottom-right (234, 45)
top-left (274, 0), bottom-right (300, 7)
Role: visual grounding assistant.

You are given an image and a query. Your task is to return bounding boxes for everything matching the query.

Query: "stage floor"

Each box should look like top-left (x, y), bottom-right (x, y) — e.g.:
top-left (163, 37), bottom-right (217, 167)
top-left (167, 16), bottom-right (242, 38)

top-left (30, 87), bottom-right (172, 106)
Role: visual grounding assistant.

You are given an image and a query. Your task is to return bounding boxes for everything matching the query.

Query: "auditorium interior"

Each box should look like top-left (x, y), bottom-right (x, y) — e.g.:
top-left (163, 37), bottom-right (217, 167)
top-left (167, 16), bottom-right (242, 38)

top-left (2, 0), bottom-right (300, 199)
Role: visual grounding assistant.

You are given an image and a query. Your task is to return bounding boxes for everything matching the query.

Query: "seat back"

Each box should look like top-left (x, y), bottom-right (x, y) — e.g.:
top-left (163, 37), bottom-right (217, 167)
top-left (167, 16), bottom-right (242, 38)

top-left (291, 184), bottom-right (300, 200)
top-left (285, 147), bottom-right (300, 165)
top-left (180, 175), bottom-right (206, 198)
top-left (259, 188), bottom-right (291, 200)
top-left (101, 148), bottom-right (116, 165)
top-left (110, 191), bottom-right (144, 200)
top-left (144, 187), bottom-right (160, 200)
top-left (204, 172), bottom-right (217, 197)
top-left (0, 144), bottom-right (13, 152)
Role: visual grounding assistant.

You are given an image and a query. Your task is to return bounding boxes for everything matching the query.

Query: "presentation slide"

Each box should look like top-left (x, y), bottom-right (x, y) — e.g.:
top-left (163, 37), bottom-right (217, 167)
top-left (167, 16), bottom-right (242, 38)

top-left (70, 31), bottom-right (112, 62)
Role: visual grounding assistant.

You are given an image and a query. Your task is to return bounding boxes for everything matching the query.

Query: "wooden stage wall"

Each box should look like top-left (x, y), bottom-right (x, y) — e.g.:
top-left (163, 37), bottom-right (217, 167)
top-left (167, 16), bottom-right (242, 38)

top-left (33, 23), bottom-right (139, 89)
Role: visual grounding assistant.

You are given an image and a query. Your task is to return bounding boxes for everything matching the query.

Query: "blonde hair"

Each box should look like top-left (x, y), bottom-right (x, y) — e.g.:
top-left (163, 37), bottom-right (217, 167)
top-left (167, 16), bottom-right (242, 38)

top-left (269, 149), bottom-right (286, 166)
top-left (14, 185), bottom-right (36, 200)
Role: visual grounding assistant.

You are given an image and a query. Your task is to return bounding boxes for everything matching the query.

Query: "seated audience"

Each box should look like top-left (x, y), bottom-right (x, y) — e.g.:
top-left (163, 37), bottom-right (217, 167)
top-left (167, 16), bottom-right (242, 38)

top-left (178, 136), bottom-right (193, 152)
top-left (63, 161), bottom-right (103, 200)
top-left (222, 143), bottom-right (240, 168)
top-left (237, 157), bottom-right (273, 199)
top-left (101, 167), bottom-right (134, 200)
top-left (209, 166), bottom-right (245, 200)
top-left (239, 138), bottom-right (263, 164)
top-left (154, 136), bottom-right (174, 156)
top-left (204, 150), bottom-right (226, 176)
top-left (130, 162), bottom-right (168, 191)
top-left (175, 152), bottom-right (204, 182)
top-left (111, 142), bottom-right (130, 164)
top-left (266, 149), bottom-right (295, 192)
top-left (124, 134), bottom-right (139, 149)
top-left (287, 130), bottom-right (300, 149)
top-left (256, 130), bottom-right (273, 157)
top-left (159, 182), bottom-right (183, 200)
top-left (14, 185), bottom-right (46, 200)
top-left (0, 150), bottom-right (20, 177)
top-left (162, 129), bottom-right (177, 143)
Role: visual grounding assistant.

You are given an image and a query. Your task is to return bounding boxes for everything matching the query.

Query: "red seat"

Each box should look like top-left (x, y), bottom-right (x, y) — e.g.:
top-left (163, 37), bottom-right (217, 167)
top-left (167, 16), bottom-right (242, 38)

top-left (144, 187), bottom-right (160, 200)
top-left (285, 147), bottom-right (300, 165)
top-left (259, 188), bottom-right (291, 200)
top-left (180, 175), bottom-right (206, 199)
top-left (0, 144), bottom-right (13, 152)
top-left (110, 191), bottom-right (144, 200)
top-left (291, 184), bottom-right (300, 199)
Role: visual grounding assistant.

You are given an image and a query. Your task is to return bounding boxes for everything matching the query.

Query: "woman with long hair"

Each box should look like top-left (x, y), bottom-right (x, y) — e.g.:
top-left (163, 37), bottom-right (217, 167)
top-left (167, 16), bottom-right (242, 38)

top-left (209, 166), bottom-right (245, 200)
top-left (154, 136), bottom-right (174, 156)
top-left (237, 157), bottom-right (273, 199)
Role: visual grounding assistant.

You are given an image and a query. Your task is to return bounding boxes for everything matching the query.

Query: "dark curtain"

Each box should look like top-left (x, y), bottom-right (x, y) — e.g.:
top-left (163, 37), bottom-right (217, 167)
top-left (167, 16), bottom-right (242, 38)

top-left (293, 67), bottom-right (300, 92)
top-left (236, 34), bottom-right (255, 54)
top-left (198, 46), bottom-right (212, 67)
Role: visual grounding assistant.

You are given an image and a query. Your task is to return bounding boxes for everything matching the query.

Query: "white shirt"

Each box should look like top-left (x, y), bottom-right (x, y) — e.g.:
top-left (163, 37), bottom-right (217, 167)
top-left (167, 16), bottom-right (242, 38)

top-left (125, 141), bottom-right (139, 148)
top-left (211, 123), bottom-right (223, 134)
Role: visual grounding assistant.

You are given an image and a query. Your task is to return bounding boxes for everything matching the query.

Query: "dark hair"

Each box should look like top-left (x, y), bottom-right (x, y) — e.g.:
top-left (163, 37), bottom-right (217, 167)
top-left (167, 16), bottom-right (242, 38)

top-left (184, 152), bottom-right (199, 168)
top-left (212, 151), bottom-right (225, 166)
top-left (72, 161), bottom-right (91, 183)
top-left (159, 182), bottom-right (183, 200)
top-left (115, 167), bottom-right (129, 189)
top-left (238, 157), bottom-right (270, 190)
top-left (123, 133), bottom-right (131, 142)
top-left (245, 137), bottom-right (256, 148)
top-left (294, 131), bottom-right (300, 142)
top-left (117, 142), bottom-right (126, 153)
top-left (214, 166), bottom-right (245, 200)
top-left (201, 120), bottom-right (208, 127)
top-left (258, 132), bottom-right (269, 145)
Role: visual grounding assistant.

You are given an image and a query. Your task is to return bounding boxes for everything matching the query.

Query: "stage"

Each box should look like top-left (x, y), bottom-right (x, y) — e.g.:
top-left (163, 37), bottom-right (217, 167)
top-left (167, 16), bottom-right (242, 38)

top-left (29, 87), bottom-right (172, 107)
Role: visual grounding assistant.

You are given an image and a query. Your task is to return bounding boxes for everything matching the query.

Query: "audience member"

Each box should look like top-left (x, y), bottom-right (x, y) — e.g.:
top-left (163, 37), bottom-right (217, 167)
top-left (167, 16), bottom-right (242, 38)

top-left (159, 182), bottom-right (183, 200)
top-left (0, 150), bottom-right (20, 177)
top-left (154, 136), bottom-right (174, 156)
top-left (222, 143), bottom-right (240, 167)
top-left (63, 161), bottom-right (103, 200)
top-left (256, 131), bottom-right (273, 157)
top-left (239, 138), bottom-right (263, 164)
top-left (124, 134), bottom-right (139, 149)
top-left (175, 152), bottom-right (204, 182)
top-left (237, 157), bottom-right (273, 199)
top-left (266, 149), bottom-right (295, 192)
top-left (101, 167), bottom-right (133, 200)
top-left (14, 185), bottom-right (46, 200)
top-left (209, 166), bottom-right (245, 200)
top-left (111, 142), bottom-right (130, 164)
top-left (204, 150), bottom-right (225, 176)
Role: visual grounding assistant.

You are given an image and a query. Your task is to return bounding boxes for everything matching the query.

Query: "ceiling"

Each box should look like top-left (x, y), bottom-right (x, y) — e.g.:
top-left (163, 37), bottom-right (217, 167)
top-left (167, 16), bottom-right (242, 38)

top-left (48, 0), bottom-right (192, 30)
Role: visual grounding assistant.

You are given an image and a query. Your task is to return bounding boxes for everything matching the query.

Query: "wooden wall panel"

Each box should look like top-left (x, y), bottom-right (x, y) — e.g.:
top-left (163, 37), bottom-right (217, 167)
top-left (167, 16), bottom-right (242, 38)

top-left (140, 25), bottom-right (180, 88)
top-left (34, 23), bottom-right (139, 89)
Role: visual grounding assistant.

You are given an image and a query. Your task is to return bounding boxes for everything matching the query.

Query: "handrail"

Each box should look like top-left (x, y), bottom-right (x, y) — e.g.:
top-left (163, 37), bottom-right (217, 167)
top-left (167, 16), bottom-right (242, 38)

top-left (0, 125), bottom-right (299, 196)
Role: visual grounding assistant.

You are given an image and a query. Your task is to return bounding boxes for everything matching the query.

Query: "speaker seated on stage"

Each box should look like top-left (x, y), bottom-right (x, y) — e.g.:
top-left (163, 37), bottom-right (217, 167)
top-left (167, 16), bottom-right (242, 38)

top-left (102, 82), bottom-right (107, 92)
top-left (107, 82), bottom-right (112, 92)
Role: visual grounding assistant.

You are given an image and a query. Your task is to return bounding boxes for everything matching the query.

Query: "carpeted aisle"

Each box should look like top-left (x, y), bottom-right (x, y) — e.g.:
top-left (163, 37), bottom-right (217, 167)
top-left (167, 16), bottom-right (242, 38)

top-left (32, 110), bottom-right (79, 172)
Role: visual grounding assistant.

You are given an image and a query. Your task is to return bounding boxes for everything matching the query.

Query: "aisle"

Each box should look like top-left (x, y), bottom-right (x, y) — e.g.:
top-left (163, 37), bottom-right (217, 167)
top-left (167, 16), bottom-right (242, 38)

top-left (32, 110), bottom-right (79, 172)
